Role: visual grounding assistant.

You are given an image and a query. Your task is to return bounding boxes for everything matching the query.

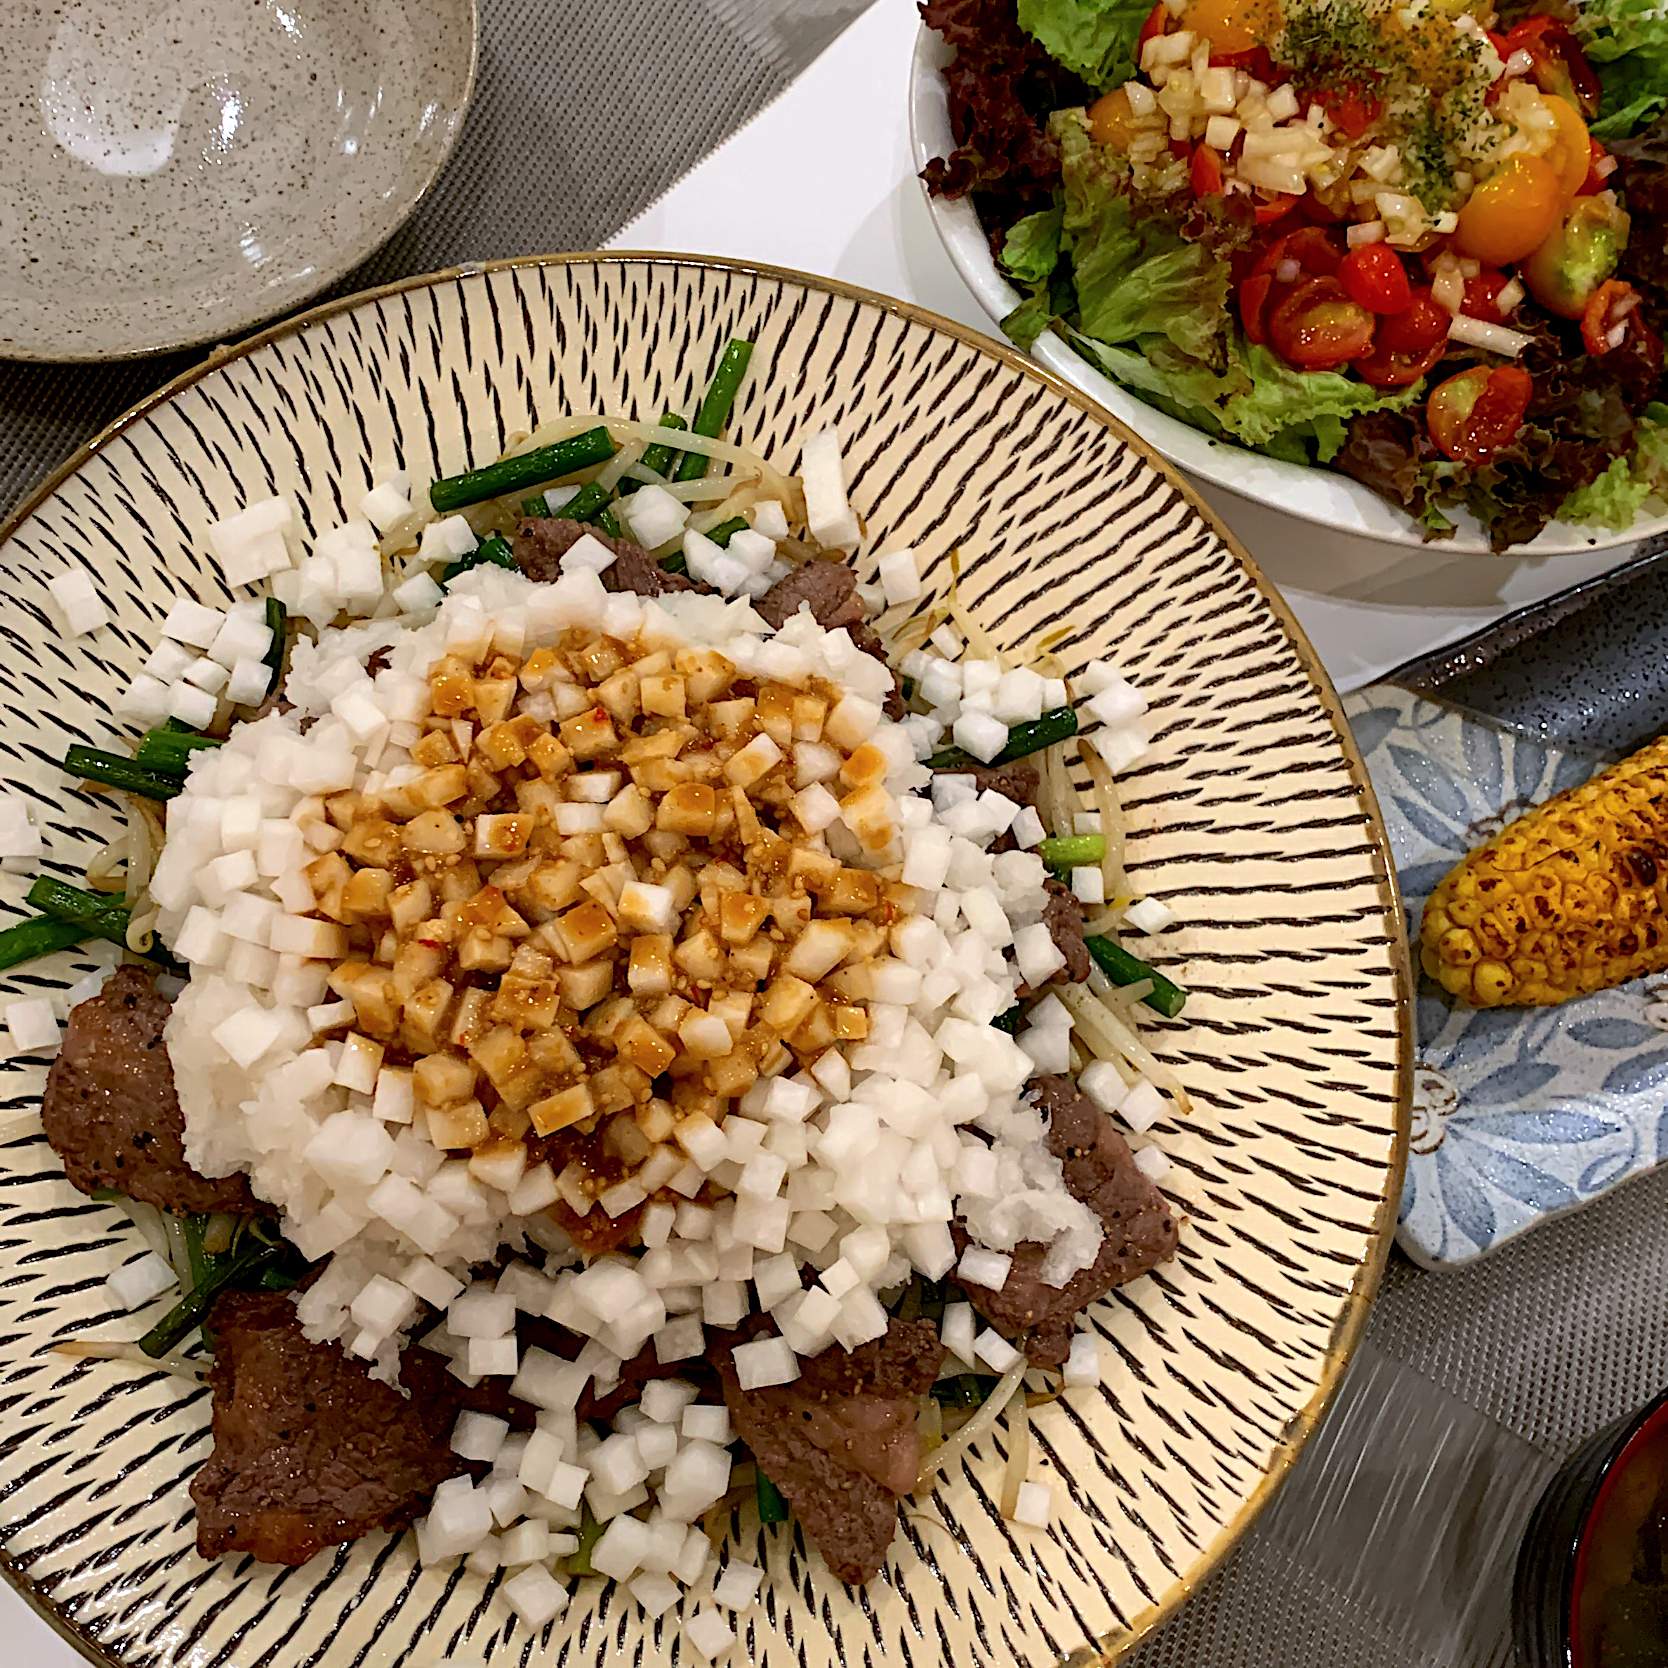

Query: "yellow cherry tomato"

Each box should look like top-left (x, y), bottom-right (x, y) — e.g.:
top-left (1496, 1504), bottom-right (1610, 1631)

top-left (1454, 153), bottom-right (1563, 266)
top-left (1180, 0), bottom-right (1278, 55)
top-left (1539, 93), bottom-right (1592, 201)
top-left (1088, 86), bottom-right (1142, 149)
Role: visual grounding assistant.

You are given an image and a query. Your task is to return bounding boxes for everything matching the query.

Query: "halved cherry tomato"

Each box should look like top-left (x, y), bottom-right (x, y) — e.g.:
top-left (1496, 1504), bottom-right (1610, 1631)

top-left (1352, 289), bottom-right (1450, 387)
top-left (1089, 86), bottom-right (1143, 149)
top-left (1237, 226), bottom-right (1344, 341)
top-left (1582, 138), bottom-right (1614, 197)
top-left (1426, 365), bottom-right (1533, 465)
top-left (1461, 269), bottom-right (1512, 324)
top-left (1253, 191), bottom-right (1299, 225)
top-left (1209, 43), bottom-right (1276, 79)
top-left (1316, 85), bottom-right (1383, 141)
top-left (1239, 272), bottom-right (1276, 344)
top-left (1538, 93), bottom-right (1593, 201)
top-left (1268, 276), bottom-right (1377, 369)
top-left (1496, 17), bottom-right (1602, 120)
top-left (1338, 243), bottom-right (1412, 314)
top-left (1275, 225), bottom-right (1344, 277)
top-left (1454, 153), bottom-right (1563, 266)
top-left (1181, 0), bottom-right (1279, 55)
top-left (1191, 144), bottom-right (1225, 197)
top-left (1582, 280), bottom-right (1645, 357)
top-left (1137, 1), bottom-right (1171, 59)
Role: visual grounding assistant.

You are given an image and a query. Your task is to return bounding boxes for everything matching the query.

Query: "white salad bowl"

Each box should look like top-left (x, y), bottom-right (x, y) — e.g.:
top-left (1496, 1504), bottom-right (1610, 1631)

top-left (908, 24), bottom-right (1668, 558)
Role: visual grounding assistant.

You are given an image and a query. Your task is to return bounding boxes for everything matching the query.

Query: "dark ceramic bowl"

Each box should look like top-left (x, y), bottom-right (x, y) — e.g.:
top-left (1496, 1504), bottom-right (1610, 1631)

top-left (1515, 1388), bottom-right (1668, 1667)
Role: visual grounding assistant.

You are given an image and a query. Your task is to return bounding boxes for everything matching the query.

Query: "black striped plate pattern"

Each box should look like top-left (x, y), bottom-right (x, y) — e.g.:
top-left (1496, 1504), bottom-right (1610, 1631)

top-left (0, 256), bottom-right (1410, 1668)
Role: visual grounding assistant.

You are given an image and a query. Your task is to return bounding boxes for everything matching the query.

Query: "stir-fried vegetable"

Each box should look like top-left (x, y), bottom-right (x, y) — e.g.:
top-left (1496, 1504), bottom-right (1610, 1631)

top-left (639, 412), bottom-right (690, 479)
top-left (62, 744), bottom-right (184, 802)
top-left (0, 914), bottom-right (90, 973)
top-left (1085, 934), bottom-right (1187, 1019)
top-left (1037, 833), bottom-right (1106, 872)
top-left (138, 1224), bottom-right (291, 1358)
top-left (429, 427), bottom-right (615, 514)
top-left (756, 1472), bottom-right (789, 1523)
top-left (706, 516), bottom-right (750, 547)
top-left (925, 706), bottom-right (1080, 772)
top-left (134, 728), bottom-right (222, 774)
top-left (443, 532), bottom-right (516, 584)
top-left (673, 341), bottom-right (755, 483)
top-left (262, 596), bottom-right (288, 696)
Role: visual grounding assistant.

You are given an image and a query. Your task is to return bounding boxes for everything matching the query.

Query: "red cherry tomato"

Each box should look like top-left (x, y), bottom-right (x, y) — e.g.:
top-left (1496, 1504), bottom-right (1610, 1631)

top-left (1582, 279), bottom-right (1645, 356)
top-left (1496, 16), bottom-right (1603, 119)
top-left (1351, 289), bottom-right (1451, 387)
top-left (1253, 191), bottom-right (1299, 225)
top-left (1137, 1), bottom-right (1170, 58)
top-left (1338, 243), bottom-right (1413, 314)
top-left (1581, 138), bottom-right (1613, 197)
top-left (1426, 365), bottom-right (1533, 465)
top-left (1316, 85), bottom-right (1383, 140)
top-left (1191, 145), bottom-right (1225, 198)
top-left (1210, 44), bottom-right (1276, 78)
top-left (1239, 272), bottom-right (1276, 343)
top-left (1267, 275), bottom-right (1377, 370)
top-left (1461, 269), bottom-right (1511, 324)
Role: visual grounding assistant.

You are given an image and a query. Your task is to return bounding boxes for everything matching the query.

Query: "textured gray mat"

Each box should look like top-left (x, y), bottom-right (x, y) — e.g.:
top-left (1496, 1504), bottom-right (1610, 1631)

top-left (0, 0), bottom-right (869, 521)
top-left (4, 4), bottom-right (1657, 1663)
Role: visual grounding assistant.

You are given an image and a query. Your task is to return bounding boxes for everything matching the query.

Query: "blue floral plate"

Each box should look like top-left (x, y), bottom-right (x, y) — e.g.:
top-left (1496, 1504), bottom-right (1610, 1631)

top-left (1351, 685), bottom-right (1668, 1268)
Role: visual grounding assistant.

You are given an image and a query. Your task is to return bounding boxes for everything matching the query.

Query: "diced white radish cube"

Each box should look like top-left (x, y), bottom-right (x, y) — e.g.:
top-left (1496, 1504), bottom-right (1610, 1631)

top-left (876, 548), bottom-right (921, 606)
top-left (48, 570), bottom-right (108, 635)
top-left (161, 600), bottom-right (226, 648)
top-left (106, 1252), bottom-right (177, 1310)
top-left (6, 998), bottom-right (58, 1053)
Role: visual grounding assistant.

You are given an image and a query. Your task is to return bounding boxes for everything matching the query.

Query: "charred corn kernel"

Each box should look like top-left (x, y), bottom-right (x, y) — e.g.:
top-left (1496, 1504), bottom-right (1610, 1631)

top-left (1420, 736), bottom-right (1668, 1006)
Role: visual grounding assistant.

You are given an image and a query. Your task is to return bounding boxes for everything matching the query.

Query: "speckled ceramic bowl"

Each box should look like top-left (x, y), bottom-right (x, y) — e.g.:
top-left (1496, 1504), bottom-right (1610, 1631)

top-left (0, 0), bottom-right (477, 361)
top-left (0, 256), bottom-right (1409, 1667)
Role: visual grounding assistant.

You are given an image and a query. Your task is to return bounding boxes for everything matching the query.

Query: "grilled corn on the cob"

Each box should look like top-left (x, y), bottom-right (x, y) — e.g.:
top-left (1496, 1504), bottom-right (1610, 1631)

top-left (1419, 735), bottom-right (1668, 1007)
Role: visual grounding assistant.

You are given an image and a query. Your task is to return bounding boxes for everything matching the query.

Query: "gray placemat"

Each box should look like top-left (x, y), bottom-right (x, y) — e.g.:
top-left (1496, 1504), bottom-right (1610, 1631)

top-left (0, 0), bottom-right (871, 521)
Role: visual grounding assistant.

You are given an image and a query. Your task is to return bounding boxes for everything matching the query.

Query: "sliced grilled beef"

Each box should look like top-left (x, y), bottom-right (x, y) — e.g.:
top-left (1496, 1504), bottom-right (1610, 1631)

top-left (756, 561), bottom-right (906, 717)
top-left (957, 1076), bottom-right (1176, 1366)
top-left (42, 965), bottom-right (257, 1215)
top-left (512, 517), bottom-right (712, 598)
top-left (754, 559), bottom-right (867, 632)
top-left (717, 1320), bottom-right (944, 1583)
top-left (932, 758), bottom-right (1040, 808)
top-left (1042, 878), bottom-right (1092, 984)
top-left (192, 1291), bottom-right (466, 1565)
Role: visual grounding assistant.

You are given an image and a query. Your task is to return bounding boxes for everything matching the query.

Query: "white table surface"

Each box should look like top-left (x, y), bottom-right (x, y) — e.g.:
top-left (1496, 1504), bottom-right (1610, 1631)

top-left (4, 4), bottom-right (1649, 1664)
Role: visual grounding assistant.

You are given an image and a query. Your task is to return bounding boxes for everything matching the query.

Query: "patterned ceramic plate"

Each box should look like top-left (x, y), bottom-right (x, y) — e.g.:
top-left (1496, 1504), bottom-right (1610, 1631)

top-left (0, 257), bottom-right (1408, 1668)
top-left (1353, 684), bottom-right (1668, 1268)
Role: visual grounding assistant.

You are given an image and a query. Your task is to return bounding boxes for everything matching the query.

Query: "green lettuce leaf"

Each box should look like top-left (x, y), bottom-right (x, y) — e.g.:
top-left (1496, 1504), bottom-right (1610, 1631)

top-left (1056, 113), bottom-right (1232, 363)
top-left (1558, 416), bottom-right (1668, 528)
top-left (1000, 206), bottom-right (1065, 286)
top-left (1576, 0), bottom-right (1668, 137)
top-left (1017, 0), bottom-right (1157, 86)
top-left (1220, 343), bottom-right (1421, 452)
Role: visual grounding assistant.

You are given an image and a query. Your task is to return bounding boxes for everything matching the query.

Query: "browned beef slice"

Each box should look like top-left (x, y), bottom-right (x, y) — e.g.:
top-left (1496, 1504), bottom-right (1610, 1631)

top-left (191, 1291), bottom-right (467, 1565)
top-left (958, 1076), bottom-right (1177, 1366)
top-left (512, 517), bottom-right (712, 598)
top-left (717, 1320), bottom-right (945, 1584)
top-left (754, 562), bottom-right (907, 717)
top-left (1042, 879), bottom-right (1092, 984)
top-left (931, 759), bottom-right (1040, 808)
top-left (754, 559), bottom-right (866, 632)
top-left (42, 965), bottom-right (257, 1215)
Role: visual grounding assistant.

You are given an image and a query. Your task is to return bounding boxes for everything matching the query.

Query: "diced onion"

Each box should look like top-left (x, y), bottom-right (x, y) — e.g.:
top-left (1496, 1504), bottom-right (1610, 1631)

top-left (1446, 314), bottom-right (1533, 357)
